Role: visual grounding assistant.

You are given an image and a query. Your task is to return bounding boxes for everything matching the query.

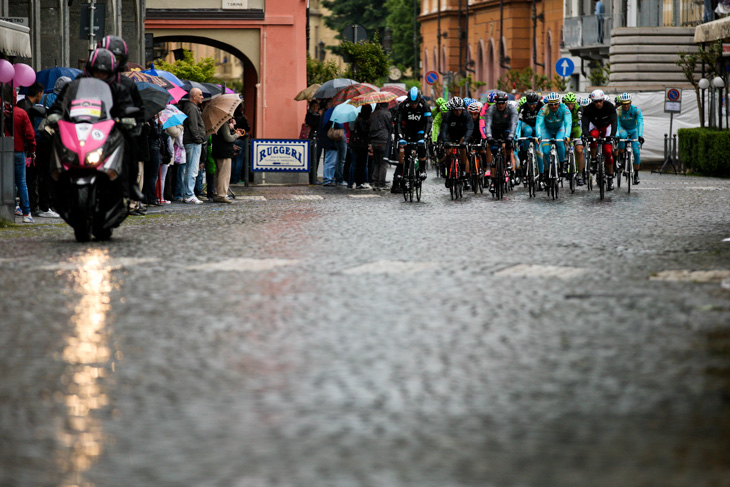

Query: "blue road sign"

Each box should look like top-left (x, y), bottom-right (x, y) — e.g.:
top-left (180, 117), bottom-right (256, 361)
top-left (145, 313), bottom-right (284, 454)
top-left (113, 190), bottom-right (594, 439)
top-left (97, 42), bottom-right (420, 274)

top-left (425, 71), bottom-right (439, 84)
top-left (555, 58), bottom-right (575, 78)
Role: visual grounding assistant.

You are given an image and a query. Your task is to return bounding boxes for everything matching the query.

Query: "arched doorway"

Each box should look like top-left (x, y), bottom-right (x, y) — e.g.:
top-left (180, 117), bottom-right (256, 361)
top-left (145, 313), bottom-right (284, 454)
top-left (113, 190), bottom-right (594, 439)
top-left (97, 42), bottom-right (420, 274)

top-left (487, 39), bottom-right (496, 90)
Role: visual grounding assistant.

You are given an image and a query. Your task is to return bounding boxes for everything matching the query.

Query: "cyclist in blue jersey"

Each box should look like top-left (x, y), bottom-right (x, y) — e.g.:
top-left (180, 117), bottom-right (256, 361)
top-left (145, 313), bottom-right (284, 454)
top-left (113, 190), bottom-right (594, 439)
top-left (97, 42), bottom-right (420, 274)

top-left (536, 92), bottom-right (572, 189)
top-left (616, 92), bottom-right (644, 184)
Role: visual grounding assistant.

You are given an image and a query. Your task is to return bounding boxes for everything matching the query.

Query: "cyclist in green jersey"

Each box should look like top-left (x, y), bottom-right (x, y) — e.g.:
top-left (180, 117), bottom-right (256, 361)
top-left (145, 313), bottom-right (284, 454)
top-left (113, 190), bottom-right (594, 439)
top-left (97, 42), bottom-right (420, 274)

top-left (430, 97), bottom-right (448, 144)
top-left (562, 92), bottom-right (585, 185)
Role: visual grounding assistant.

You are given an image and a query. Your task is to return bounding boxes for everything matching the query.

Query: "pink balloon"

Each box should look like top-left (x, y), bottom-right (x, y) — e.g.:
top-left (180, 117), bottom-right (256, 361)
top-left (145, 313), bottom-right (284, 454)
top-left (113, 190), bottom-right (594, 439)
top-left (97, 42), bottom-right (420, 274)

top-left (13, 63), bottom-right (36, 87)
top-left (0, 59), bottom-right (14, 84)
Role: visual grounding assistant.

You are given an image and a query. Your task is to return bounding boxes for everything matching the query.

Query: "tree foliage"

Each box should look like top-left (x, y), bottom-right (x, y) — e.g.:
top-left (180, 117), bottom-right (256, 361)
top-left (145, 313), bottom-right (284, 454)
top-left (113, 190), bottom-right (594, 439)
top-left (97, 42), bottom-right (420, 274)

top-left (322, 0), bottom-right (388, 43)
top-left (497, 67), bottom-right (551, 92)
top-left (155, 50), bottom-right (216, 82)
top-left (587, 61), bottom-right (610, 87)
top-left (677, 41), bottom-right (721, 128)
top-left (385, 0), bottom-right (419, 71)
top-left (340, 39), bottom-right (389, 84)
top-left (307, 54), bottom-right (342, 85)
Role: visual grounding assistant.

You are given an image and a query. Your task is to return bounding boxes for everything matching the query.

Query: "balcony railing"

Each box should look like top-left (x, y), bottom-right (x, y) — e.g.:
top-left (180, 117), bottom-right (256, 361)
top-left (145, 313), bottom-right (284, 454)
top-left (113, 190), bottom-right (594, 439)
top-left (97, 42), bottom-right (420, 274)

top-left (563, 14), bottom-right (619, 49)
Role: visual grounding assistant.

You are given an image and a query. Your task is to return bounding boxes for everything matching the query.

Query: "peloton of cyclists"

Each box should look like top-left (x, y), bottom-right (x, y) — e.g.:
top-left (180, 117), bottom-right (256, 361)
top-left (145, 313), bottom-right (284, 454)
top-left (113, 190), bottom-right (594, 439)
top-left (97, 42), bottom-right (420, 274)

top-left (616, 92), bottom-right (644, 185)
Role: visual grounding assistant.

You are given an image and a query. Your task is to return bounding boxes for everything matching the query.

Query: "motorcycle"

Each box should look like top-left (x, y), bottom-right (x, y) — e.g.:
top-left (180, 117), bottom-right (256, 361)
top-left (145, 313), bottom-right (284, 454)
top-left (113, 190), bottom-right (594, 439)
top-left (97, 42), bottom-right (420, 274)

top-left (46, 77), bottom-right (138, 242)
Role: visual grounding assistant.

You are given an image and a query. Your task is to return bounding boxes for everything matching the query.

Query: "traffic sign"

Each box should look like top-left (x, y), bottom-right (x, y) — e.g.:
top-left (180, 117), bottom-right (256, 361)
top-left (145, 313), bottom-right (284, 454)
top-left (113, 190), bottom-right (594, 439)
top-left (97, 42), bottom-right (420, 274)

top-left (555, 57), bottom-right (575, 78)
top-left (666, 88), bottom-right (681, 102)
top-left (664, 87), bottom-right (681, 113)
top-left (425, 71), bottom-right (439, 85)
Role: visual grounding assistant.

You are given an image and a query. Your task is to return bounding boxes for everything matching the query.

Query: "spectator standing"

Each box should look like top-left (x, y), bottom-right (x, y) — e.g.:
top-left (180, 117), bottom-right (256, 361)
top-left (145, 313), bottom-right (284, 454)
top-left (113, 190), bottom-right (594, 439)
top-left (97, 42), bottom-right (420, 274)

top-left (212, 118), bottom-right (241, 203)
top-left (165, 124), bottom-right (186, 203)
top-left (304, 100), bottom-right (322, 184)
top-left (594, 0), bottom-right (605, 43)
top-left (231, 102), bottom-right (250, 184)
top-left (143, 114), bottom-right (163, 206)
top-left (369, 102), bottom-right (392, 190)
top-left (179, 88), bottom-right (206, 204)
top-left (4, 85), bottom-right (36, 223)
top-left (349, 104), bottom-right (372, 190)
top-left (318, 100), bottom-right (343, 187)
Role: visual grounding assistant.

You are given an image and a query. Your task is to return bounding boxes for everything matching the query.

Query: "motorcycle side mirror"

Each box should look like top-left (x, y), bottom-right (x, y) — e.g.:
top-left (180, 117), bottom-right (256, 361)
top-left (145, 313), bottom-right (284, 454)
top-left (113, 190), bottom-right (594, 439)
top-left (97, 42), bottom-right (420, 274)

top-left (29, 105), bottom-right (47, 118)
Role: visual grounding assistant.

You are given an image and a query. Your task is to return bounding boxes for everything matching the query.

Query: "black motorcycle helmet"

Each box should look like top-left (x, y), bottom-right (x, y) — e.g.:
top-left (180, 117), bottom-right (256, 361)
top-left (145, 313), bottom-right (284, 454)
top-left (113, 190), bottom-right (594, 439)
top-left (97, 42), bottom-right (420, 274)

top-left (84, 48), bottom-right (118, 84)
top-left (99, 35), bottom-right (128, 71)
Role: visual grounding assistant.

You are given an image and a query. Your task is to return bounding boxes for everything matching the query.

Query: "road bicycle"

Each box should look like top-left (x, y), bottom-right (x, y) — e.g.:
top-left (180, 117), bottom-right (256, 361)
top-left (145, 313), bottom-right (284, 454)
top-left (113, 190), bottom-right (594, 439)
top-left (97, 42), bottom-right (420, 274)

top-left (585, 136), bottom-right (609, 200)
top-left (541, 138), bottom-right (562, 200)
top-left (444, 142), bottom-right (464, 200)
top-left (517, 136), bottom-right (539, 198)
top-left (488, 139), bottom-right (509, 200)
top-left (564, 139), bottom-right (578, 194)
top-left (401, 142), bottom-right (422, 202)
top-left (616, 137), bottom-right (638, 194)
top-left (467, 142), bottom-right (484, 195)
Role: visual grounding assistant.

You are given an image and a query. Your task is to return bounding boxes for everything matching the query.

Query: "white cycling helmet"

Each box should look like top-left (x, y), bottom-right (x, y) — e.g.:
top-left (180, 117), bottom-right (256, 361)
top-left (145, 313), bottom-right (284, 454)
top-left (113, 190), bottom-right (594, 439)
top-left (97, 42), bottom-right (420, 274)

top-left (579, 96), bottom-right (591, 107)
top-left (545, 92), bottom-right (561, 104)
top-left (467, 101), bottom-right (483, 113)
top-left (590, 89), bottom-right (606, 102)
top-left (618, 92), bottom-right (633, 104)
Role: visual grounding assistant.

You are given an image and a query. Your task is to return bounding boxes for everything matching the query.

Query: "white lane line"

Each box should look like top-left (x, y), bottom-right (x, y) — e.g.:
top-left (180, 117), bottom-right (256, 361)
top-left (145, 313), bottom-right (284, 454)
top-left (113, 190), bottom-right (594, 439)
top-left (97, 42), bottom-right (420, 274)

top-left (236, 196), bottom-right (267, 201)
top-left (289, 195), bottom-right (323, 201)
top-left (494, 264), bottom-right (589, 279)
top-left (35, 257), bottom-right (158, 271)
top-left (650, 269), bottom-right (730, 283)
top-left (186, 258), bottom-right (299, 272)
top-left (348, 194), bottom-right (380, 198)
top-left (722, 238), bottom-right (730, 242)
top-left (343, 260), bottom-right (438, 275)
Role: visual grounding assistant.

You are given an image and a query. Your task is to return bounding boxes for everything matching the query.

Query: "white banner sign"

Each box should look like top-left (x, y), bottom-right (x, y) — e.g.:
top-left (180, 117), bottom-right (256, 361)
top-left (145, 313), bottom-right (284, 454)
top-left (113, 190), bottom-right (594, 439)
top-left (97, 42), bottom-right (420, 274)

top-left (252, 139), bottom-right (310, 172)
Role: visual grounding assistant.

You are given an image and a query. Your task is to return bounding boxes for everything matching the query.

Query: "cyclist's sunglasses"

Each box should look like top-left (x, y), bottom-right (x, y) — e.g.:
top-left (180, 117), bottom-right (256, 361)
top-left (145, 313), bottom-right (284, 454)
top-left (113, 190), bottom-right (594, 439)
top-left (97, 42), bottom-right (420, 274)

top-left (496, 101), bottom-right (507, 105)
top-left (548, 101), bottom-right (560, 106)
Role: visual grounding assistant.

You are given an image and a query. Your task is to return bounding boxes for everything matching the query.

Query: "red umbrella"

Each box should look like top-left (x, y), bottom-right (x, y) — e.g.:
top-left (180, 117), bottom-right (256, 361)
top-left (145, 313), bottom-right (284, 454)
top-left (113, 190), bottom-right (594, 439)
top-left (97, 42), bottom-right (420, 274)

top-left (331, 83), bottom-right (378, 106)
top-left (350, 91), bottom-right (398, 108)
top-left (380, 85), bottom-right (408, 97)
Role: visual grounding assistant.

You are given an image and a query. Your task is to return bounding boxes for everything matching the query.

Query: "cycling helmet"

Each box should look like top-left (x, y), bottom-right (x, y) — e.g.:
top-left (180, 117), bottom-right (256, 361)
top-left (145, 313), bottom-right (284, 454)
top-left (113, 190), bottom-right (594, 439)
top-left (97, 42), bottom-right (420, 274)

top-left (487, 91), bottom-right (497, 104)
top-left (84, 48), bottom-right (118, 83)
top-left (463, 97), bottom-right (475, 108)
top-left (525, 92), bottom-right (540, 104)
top-left (563, 92), bottom-right (577, 104)
top-left (590, 89), bottom-right (606, 101)
top-left (468, 101), bottom-right (483, 113)
top-left (579, 96), bottom-right (591, 107)
top-left (436, 97), bottom-right (448, 112)
top-left (408, 86), bottom-right (422, 103)
top-left (99, 35), bottom-right (128, 70)
top-left (449, 96), bottom-right (465, 109)
top-left (494, 91), bottom-right (509, 103)
top-left (618, 92), bottom-right (632, 104)
top-left (518, 97), bottom-right (527, 107)
top-left (545, 92), bottom-right (561, 104)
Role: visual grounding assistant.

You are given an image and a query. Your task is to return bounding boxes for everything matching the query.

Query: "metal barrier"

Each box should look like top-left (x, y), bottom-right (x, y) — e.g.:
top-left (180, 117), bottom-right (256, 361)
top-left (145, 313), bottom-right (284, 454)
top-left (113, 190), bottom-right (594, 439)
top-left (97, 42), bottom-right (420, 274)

top-left (0, 137), bottom-right (14, 221)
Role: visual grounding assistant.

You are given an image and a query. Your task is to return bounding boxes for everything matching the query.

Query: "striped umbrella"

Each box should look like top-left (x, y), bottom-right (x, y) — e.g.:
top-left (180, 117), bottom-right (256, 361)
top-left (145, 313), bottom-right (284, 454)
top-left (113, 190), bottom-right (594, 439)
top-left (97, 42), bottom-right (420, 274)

top-left (380, 85), bottom-right (408, 97)
top-left (349, 91), bottom-right (398, 108)
top-left (331, 83), bottom-right (378, 106)
top-left (122, 71), bottom-right (176, 90)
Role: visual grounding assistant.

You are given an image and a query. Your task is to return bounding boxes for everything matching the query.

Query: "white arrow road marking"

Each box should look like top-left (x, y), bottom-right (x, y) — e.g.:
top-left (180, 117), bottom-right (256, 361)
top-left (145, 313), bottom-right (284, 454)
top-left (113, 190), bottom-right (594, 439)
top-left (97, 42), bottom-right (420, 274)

top-left (186, 258), bottom-right (299, 272)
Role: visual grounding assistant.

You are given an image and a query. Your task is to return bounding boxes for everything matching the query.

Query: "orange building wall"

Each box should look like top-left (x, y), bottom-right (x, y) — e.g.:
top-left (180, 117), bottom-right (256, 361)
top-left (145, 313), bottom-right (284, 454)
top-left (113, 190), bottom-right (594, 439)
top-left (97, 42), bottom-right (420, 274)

top-left (420, 0), bottom-right (564, 94)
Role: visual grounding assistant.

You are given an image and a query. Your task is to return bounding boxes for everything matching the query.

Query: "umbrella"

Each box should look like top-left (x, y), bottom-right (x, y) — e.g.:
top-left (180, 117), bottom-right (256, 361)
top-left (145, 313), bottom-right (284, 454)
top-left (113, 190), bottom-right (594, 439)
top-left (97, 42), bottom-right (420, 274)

top-left (122, 71), bottom-right (175, 90)
top-left (180, 80), bottom-right (213, 99)
top-left (143, 67), bottom-right (184, 87)
top-left (35, 67), bottom-right (82, 93)
top-left (312, 78), bottom-right (358, 99)
top-left (331, 83), bottom-right (378, 106)
top-left (167, 85), bottom-right (188, 103)
top-left (350, 91), bottom-right (398, 107)
top-left (126, 62), bottom-right (145, 71)
top-left (202, 94), bottom-right (242, 135)
top-left (330, 101), bottom-right (361, 124)
top-left (294, 83), bottom-right (321, 101)
top-left (392, 95), bottom-right (408, 109)
top-left (202, 82), bottom-right (225, 99)
top-left (380, 85), bottom-right (408, 97)
top-left (137, 84), bottom-right (172, 120)
top-left (159, 105), bottom-right (187, 129)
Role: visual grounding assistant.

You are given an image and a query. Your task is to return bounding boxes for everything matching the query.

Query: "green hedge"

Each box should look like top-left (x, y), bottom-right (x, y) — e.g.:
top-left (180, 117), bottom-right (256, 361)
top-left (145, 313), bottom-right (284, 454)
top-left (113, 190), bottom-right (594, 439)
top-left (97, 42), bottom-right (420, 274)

top-left (678, 128), bottom-right (730, 177)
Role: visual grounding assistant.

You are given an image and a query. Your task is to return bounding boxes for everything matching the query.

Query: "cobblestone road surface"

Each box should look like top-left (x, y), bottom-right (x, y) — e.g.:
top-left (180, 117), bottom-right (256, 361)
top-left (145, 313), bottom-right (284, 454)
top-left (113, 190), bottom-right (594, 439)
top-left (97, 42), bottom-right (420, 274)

top-left (1, 172), bottom-right (730, 487)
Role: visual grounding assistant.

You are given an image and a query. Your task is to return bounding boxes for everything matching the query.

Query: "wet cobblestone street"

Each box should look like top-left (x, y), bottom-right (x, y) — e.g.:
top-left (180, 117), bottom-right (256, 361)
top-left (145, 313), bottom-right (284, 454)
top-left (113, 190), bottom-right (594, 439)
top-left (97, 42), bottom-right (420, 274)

top-left (1, 171), bottom-right (730, 487)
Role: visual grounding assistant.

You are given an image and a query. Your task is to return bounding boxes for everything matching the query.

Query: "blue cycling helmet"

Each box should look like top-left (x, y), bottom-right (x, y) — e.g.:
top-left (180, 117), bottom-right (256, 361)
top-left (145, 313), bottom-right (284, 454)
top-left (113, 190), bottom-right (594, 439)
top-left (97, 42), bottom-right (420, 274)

top-left (463, 97), bottom-right (475, 107)
top-left (487, 92), bottom-right (497, 104)
top-left (408, 86), bottom-right (421, 103)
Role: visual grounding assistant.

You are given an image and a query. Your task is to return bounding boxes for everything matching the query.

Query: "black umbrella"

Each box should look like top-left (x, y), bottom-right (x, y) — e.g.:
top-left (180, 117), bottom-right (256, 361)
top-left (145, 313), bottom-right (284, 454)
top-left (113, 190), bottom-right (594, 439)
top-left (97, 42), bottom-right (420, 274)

top-left (312, 78), bottom-right (358, 99)
top-left (137, 83), bottom-right (172, 120)
top-left (201, 82), bottom-right (225, 99)
top-left (180, 80), bottom-right (213, 99)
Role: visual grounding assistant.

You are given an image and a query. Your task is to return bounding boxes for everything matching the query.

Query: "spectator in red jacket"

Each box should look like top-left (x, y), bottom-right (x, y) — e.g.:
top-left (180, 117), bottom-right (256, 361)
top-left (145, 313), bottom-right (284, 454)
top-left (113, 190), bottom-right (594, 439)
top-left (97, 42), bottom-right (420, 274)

top-left (4, 84), bottom-right (36, 223)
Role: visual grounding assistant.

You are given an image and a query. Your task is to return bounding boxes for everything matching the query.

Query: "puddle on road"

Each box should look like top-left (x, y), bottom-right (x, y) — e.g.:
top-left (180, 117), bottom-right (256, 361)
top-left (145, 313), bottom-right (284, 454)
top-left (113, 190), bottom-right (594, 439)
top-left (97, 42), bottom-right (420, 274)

top-left (494, 264), bottom-right (590, 279)
top-left (650, 269), bottom-right (730, 283)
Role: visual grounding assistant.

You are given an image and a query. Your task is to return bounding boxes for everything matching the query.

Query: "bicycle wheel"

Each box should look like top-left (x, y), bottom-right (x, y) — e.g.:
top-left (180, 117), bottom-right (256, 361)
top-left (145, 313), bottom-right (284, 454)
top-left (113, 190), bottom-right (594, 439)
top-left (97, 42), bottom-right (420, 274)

top-left (616, 153), bottom-right (622, 189)
top-left (527, 156), bottom-right (535, 198)
top-left (416, 180), bottom-right (422, 201)
top-left (495, 156), bottom-right (504, 200)
top-left (598, 155), bottom-right (605, 201)
top-left (569, 153), bottom-right (576, 194)
top-left (626, 150), bottom-right (633, 194)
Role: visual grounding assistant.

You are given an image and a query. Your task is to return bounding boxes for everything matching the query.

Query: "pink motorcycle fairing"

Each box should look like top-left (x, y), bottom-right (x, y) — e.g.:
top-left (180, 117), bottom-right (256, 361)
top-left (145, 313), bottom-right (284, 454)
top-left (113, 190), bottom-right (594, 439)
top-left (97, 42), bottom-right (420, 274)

top-left (58, 118), bottom-right (115, 168)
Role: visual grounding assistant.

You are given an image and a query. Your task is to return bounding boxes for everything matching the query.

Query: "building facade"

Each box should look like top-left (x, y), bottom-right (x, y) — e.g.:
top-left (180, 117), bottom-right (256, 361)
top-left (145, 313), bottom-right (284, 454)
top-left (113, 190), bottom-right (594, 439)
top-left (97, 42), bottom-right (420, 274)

top-left (419, 0), bottom-right (565, 99)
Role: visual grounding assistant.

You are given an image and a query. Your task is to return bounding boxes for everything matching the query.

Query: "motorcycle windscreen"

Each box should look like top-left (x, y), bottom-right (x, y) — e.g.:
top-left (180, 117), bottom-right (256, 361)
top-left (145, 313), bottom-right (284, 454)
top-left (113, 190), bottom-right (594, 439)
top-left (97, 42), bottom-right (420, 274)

top-left (63, 78), bottom-right (114, 123)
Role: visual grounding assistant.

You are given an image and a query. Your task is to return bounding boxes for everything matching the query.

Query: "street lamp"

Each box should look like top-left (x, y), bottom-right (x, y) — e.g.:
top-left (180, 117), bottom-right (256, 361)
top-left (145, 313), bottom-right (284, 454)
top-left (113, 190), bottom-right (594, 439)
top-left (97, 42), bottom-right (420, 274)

top-left (713, 76), bottom-right (725, 129)
top-left (699, 78), bottom-right (709, 128)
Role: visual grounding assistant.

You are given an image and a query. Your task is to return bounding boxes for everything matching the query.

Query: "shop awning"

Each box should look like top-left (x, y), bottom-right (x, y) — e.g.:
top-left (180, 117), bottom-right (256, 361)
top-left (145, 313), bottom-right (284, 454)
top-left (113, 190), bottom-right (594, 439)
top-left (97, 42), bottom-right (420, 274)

top-left (694, 16), bottom-right (730, 43)
top-left (0, 19), bottom-right (31, 58)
